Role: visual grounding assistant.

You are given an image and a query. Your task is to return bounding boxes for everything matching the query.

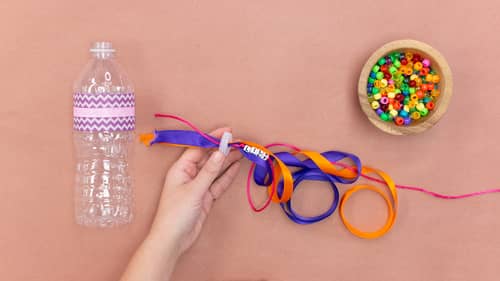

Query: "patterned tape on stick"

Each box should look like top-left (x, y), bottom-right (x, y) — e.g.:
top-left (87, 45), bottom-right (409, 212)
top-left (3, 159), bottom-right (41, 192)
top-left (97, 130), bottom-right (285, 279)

top-left (73, 92), bottom-right (135, 131)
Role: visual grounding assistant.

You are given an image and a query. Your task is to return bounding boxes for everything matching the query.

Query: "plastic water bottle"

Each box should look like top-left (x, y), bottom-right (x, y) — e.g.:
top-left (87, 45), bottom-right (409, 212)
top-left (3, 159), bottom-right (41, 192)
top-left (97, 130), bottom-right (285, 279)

top-left (73, 42), bottom-right (135, 227)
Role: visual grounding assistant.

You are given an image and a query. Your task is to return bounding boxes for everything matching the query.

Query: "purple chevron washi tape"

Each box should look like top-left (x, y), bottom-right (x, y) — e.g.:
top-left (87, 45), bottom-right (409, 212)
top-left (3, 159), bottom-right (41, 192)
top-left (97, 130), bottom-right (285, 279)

top-left (73, 92), bottom-right (135, 131)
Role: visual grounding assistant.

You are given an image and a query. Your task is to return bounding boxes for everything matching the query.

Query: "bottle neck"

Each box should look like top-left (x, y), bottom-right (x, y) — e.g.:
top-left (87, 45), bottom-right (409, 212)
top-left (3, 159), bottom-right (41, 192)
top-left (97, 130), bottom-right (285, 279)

top-left (92, 52), bottom-right (115, 59)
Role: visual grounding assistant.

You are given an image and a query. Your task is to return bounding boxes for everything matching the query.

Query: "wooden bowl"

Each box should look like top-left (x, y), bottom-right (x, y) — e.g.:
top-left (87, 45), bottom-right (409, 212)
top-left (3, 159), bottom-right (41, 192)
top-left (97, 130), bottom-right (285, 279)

top-left (358, 39), bottom-right (452, 135)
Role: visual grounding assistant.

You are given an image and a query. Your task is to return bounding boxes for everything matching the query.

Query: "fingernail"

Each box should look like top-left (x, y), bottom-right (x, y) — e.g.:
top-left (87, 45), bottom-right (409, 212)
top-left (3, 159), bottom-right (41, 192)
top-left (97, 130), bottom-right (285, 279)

top-left (212, 151), bottom-right (225, 164)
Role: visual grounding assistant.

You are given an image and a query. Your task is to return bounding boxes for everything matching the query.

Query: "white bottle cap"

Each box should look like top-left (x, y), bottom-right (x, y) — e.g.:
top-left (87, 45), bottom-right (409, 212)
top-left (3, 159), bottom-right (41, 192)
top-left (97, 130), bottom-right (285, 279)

top-left (219, 132), bottom-right (232, 156)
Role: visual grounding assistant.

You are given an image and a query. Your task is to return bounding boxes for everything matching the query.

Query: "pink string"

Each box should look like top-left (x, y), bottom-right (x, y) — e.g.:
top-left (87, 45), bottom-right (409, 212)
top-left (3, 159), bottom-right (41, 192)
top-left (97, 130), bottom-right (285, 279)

top-left (154, 114), bottom-right (500, 200)
top-left (267, 142), bottom-right (500, 200)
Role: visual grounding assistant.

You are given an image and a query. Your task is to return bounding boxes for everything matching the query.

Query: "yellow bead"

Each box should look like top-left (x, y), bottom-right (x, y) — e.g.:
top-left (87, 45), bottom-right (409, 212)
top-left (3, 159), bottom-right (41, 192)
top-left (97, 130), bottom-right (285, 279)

top-left (416, 78), bottom-right (422, 86)
top-left (387, 85), bottom-right (395, 92)
top-left (414, 62), bottom-right (423, 70)
top-left (416, 103), bottom-right (425, 111)
top-left (403, 105), bottom-right (410, 112)
top-left (379, 89), bottom-right (386, 94)
top-left (410, 74), bottom-right (418, 81)
top-left (410, 94), bottom-right (418, 101)
top-left (373, 93), bottom-right (382, 100)
top-left (371, 101), bottom-right (380, 109)
top-left (380, 79), bottom-right (388, 88)
top-left (405, 52), bottom-right (414, 60)
top-left (408, 100), bottom-right (417, 108)
top-left (425, 74), bottom-right (433, 82)
top-left (374, 80), bottom-right (381, 88)
top-left (389, 109), bottom-right (398, 117)
top-left (387, 92), bottom-right (396, 99)
top-left (407, 62), bottom-right (414, 69)
top-left (388, 104), bottom-right (394, 110)
top-left (411, 111), bottom-right (421, 120)
top-left (432, 75), bottom-right (440, 83)
top-left (431, 89), bottom-right (440, 97)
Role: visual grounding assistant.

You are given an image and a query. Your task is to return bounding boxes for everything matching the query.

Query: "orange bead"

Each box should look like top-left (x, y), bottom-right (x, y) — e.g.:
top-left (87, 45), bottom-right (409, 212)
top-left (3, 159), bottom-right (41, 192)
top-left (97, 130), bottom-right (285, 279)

top-left (416, 90), bottom-right (424, 99)
top-left (395, 116), bottom-right (404, 126)
top-left (426, 101), bottom-right (435, 110)
top-left (393, 101), bottom-right (401, 110)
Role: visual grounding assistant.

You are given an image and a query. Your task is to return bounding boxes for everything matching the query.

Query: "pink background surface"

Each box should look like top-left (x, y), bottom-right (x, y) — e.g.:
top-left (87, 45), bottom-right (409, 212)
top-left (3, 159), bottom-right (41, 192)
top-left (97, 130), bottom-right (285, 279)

top-left (1, 1), bottom-right (500, 280)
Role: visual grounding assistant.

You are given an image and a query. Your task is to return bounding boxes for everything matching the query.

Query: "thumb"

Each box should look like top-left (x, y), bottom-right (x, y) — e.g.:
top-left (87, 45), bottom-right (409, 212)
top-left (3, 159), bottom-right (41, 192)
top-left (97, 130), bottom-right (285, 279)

top-left (190, 151), bottom-right (226, 196)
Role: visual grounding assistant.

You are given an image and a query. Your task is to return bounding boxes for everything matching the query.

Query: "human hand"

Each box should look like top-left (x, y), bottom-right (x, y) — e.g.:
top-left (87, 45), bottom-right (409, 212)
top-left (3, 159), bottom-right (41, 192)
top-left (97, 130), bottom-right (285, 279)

top-left (148, 127), bottom-right (242, 257)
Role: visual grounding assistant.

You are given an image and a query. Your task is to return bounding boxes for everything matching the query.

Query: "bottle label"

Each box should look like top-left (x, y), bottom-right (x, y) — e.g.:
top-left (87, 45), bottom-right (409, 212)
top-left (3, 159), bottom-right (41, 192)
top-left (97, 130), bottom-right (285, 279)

top-left (73, 92), bottom-right (135, 131)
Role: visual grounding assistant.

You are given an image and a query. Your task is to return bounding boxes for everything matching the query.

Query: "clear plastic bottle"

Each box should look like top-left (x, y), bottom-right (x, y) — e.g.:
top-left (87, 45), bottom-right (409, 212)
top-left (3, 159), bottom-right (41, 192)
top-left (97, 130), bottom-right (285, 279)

top-left (73, 42), bottom-right (135, 227)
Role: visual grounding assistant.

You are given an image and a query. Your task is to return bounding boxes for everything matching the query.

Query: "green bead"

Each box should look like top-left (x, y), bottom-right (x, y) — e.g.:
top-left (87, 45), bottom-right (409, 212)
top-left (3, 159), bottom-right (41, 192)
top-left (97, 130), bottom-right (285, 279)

top-left (376, 72), bottom-right (384, 80)
top-left (404, 97), bottom-right (410, 104)
top-left (401, 84), bottom-right (409, 90)
top-left (372, 88), bottom-right (380, 94)
top-left (409, 88), bottom-right (416, 94)
top-left (395, 89), bottom-right (401, 94)
top-left (380, 113), bottom-right (390, 121)
top-left (372, 65), bottom-right (380, 72)
top-left (368, 77), bottom-right (375, 83)
top-left (420, 108), bottom-right (429, 116)
top-left (393, 60), bottom-right (401, 68)
top-left (389, 66), bottom-right (397, 74)
top-left (378, 58), bottom-right (386, 66)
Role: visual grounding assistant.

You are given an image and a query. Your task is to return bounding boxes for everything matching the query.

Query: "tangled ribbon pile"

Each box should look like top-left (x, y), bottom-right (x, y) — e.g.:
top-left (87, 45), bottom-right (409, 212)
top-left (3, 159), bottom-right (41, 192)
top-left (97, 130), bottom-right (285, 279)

top-left (140, 114), bottom-right (500, 239)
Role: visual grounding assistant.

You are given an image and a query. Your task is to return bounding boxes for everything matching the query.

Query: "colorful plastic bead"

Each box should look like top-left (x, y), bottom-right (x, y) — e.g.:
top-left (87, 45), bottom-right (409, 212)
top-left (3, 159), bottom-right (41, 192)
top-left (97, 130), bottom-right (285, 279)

top-left (380, 113), bottom-right (390, 121)
top-left (426, 101), bottom-right (435, 110)
top-left (371, 101), bottom-right (380, 109)
top-left (395, 116), bottom-right (404, 126)
top-left (380, 79), bottom-right (388, 88)
top-left (411, 111), bottom-right (421, 120)
top-left (420, 108), bottom-right (429, 116)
